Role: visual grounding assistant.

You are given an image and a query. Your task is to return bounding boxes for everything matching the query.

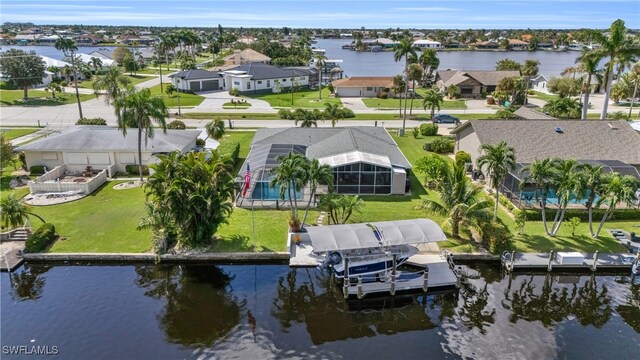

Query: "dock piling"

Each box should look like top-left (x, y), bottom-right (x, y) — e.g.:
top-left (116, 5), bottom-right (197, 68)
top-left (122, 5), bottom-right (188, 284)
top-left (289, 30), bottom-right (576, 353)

top-left (390, 254), bottom-right (397, 296)
top-left (422, 267), bottom-right (429, 292)
top-left (509, 250), bottom-right (516, 272)
top-left (592, 250), bottom-right (599, 271)
top-left (547, 250), bottom-right (554, 272)
top-left (343, 257), bottom-right (349, 299)
top-left (357, 276), bottom-right (363, 299)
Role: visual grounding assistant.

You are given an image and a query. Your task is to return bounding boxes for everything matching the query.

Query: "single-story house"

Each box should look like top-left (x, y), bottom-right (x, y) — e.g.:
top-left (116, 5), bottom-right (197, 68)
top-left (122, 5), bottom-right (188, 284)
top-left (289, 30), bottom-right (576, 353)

top-left (513, 106), bottom-right (557, 120)
top-left (363, 38), bottom-right (399, 49)
top-left (508, 39), bottom-right (529, 50)
top-left (414, 39), bottom-right (442, 49)
top-left (529, 74), bottom-right (550, 93)
top-left (452, 120), bottom-right (640, 205)
top-left (331, 77), bottom-right (394, 98)
top-left (435, 70), bottom-right (520, 98)
top-left (39, 56), bottom-right (86, 82)
top-left (223, 49), bottom-right (271, 66)
top-left (64, 53), bottom-right (116, 67)
top-left (169, 69), bottom-right (222, 92)
top-left (240, 127), bottom-right (412, 202)
top-left (87, 49), bottom-right (114, 60)
top-left (38, 34), bottom-right (61, 44)
top-left (473, 41), bottom-right (499, 49)
top-left (15, 126), bottom-right (200, 177)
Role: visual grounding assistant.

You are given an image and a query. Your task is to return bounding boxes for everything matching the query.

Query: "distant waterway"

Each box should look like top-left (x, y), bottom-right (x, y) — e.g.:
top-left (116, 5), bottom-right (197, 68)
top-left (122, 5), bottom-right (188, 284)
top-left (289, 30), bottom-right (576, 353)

top-left (0, 45), bottom-right (117, 60)
top-left (1, 263), bottom-right (638, 359)
top-left (315, 39), bottom-right (584, 77)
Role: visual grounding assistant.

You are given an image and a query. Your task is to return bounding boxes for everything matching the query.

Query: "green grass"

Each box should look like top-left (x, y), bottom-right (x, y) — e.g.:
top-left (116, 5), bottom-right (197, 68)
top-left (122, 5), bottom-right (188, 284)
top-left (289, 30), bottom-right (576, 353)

top-left (78, 74), bottom-right (154, 89)
top-left (0, 128), bottom-right (39, 141)
top-left (245, 88), bottom-right (341, 108)
top-left (148, 82), bottom-right (205, 108)
top-left (362, 98), bottom-right (467, 110)
top-left (223, 101), bottom-right (251, 109)
top-left (176, 112), bottom-right (496, 121)
top-left (0, 90), bottom-right (94, 106)
top-left (531, 91), bottom-right (559, 102)
top-left (136, 68), bottom-right (180, 75)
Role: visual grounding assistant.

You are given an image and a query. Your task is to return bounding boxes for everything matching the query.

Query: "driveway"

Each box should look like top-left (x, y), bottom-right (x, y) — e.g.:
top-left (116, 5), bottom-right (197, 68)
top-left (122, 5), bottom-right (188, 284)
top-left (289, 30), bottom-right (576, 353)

top-left (188, 91), bottom-right (276, 113)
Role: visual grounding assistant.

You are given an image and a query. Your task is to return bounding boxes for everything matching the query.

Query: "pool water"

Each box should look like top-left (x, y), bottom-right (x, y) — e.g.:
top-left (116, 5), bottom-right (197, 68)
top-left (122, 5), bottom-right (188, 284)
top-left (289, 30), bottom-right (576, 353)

top-left (520, 189), bottom-right (599, 206)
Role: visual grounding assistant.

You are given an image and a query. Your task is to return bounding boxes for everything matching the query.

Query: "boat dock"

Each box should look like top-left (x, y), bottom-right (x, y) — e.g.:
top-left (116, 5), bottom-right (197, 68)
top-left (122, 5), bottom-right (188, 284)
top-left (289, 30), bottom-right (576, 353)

top-left (502, 251), bottom-right (637, 272)
top-left (0, 241), bottom-right (25, 272)
top-left (288, 234), bottom-right (321, 267)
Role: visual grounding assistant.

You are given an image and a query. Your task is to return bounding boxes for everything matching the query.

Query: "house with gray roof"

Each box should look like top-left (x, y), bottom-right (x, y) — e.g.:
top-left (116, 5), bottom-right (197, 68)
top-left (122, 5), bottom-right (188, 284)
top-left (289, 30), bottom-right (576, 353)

top-left (241, 127), bottom-right (412, 202)
top-left (16, 126), bottom-right (200, 177)
top-left (435, 70), bottom-right (520, 98)
top-left (169, 69), bottom-right (222, 92)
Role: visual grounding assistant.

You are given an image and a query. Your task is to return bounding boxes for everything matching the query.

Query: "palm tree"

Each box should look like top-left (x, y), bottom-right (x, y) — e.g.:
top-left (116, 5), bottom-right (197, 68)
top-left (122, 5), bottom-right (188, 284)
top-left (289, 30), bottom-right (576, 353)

top-left (205, 118), bottom-right (225, 141)
top-left (322, 103), bottom-right (341, 127)
top-left (89, 57), bottom-right (103, 75)
top-left (422, 88), bottom-right (444, 119)
top-left (394, 38), bottom-right (416, 129)
top-left (627, 62), bottom-right (640, 118)
top-left (407, 63), bottom-right (423, 116)
top-left (549, 159), bottom-right (582, 236)
top-left (588, 19), bottom-right (640, 119)
top-left (55, 37), bottom-right (83, 119)
top-left (593, 173), bottom-right (639, 237)
top-left (577, 163), bottom-right (605, 237)
top-left (314, 52), bottom-right (327, 100)
top-left (521, 158), bottom-right (557, 236)
top-left (1, 195), bottom-right (45, 229)
top-left (153, 41), bottom-right (166, 93)
top-left (520, 59), bottom-right (540, 105)
top-left (576, 50), bottom-right (602, 119)
top-left (392, 75), bottom-right (406, 121)
top-left (113, 88), bottom-right (169, 182)
top-left (270, 153), bottom-right (308, 226)
top-left (418, 163), bottom-right (491, 238)
top-left (164, 84), bottom-right (181, 116)
top-left (300, 159), bottom-right (333, 227)
top-left (419, 48), bottom-right (440, 86)
top-left (543, 97), bottom-right (582, 119)
top-left (92, 67), bottom-right (132, 116)
top-left (477, 141), bottom-right (517, 221)
top-left (294, 118), bottom-right (317, 128)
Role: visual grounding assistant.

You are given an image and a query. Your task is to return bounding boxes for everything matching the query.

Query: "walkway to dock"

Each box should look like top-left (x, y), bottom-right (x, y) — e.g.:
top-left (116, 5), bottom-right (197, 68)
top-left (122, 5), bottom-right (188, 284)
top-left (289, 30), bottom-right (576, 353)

top-left (503, 251), bottom-right (637, 272)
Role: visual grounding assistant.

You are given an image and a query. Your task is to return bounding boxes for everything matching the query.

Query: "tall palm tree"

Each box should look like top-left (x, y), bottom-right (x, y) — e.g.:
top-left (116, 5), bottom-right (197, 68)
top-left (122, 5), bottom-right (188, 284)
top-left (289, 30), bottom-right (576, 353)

top-left (1, 195), bottom-right (45, 229)
top-left (205, 118), bottom-right (225, 141)
top-left (419, 48), bottom-right (440, 86)
top-left (270, 153), bottom-right (308, 224)
top-left (588, 19), bottom-right (640, 119)
top-left (89, 57), bottom-right (103, 75)
top-left (593, 173), bottom-right (639, 237)
top-left (576, 50), bottom-right (602, 120)
top-left (314, 52), bottom-right (327, 100)
top-left (422, 88), bottom-right (444, 119)
top-left (628, 62), bottom-right (640, 118)
top-left (549, 159), bottom-right (582, 236)
top-left (300, 159), bottom-right (333, 227)
top-left (477, 141), bottom-right (517, 221)
top-left (520, 59), bottom-right (540, 105)
top-left (418, 163), bottom-right (491, 238)
top-left (392, 75), bottom-right (406, 121)
top-left (577, 163), bottom-right (605, 237)
top-left (521, 158), bottom-right (557, 236)
top-left (153, 41), bottom-right (166, 93)
top-left (407, 63), bottom-right (423, 116)
top-left (92, 67), bottom-right (133, 117)
top-left (394, 38), bottom-right (416, 129)
top-left (113, 88), bottom-right (169, 181)
top-left (55, 37), bottom-right (83, 119)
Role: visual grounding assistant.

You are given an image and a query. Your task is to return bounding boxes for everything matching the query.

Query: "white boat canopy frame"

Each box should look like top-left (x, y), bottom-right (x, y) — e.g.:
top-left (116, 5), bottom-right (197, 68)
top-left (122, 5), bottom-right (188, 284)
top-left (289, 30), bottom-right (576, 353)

top-left (307, 219), bottom-right (447, 252)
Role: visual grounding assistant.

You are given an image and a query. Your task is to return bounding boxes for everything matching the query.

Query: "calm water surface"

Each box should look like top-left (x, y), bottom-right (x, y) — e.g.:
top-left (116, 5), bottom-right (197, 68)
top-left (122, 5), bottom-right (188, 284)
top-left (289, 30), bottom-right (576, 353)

top-left (1, 263), bottom-right (639, 359)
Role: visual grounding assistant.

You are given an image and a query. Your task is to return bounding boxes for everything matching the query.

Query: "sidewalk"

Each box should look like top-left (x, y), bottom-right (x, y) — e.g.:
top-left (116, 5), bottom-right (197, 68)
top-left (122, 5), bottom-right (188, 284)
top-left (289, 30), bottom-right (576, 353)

top-left (10, 128), bottom-right (54, 145)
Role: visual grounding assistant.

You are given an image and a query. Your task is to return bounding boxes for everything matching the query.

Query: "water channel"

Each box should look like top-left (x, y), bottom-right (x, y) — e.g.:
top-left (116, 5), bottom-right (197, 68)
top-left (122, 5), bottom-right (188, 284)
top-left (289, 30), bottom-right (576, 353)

top-left (1, 263), bottom-right (639, 359)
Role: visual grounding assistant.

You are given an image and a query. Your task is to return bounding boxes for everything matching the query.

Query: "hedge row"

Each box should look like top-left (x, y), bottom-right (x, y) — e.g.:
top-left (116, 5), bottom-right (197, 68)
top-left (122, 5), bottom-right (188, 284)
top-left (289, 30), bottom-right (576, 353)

top-left (423, 137), bottom-right (455, 154)
top-left (419, 123), bottom-right (438, 136)
top-left (167, 120), bottom-right (186, 129)
top-left (30, 165), bottom-right (47, 175)
top-left (522, 208), bottom-right (640, 222)
top-left (218, 141), bottom-right (240, 164)
top-left (76, 118), bottom-right (107, 125)
top-left (125, 164), bottom-right (149, 176)
top-left (26, 223), bottom-right (56, 253)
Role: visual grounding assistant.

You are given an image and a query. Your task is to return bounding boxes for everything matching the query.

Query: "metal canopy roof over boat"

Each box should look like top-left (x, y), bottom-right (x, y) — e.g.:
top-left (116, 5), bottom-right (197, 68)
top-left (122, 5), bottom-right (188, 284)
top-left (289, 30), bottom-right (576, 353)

top-left (307, 219), bottom-right (447, 252)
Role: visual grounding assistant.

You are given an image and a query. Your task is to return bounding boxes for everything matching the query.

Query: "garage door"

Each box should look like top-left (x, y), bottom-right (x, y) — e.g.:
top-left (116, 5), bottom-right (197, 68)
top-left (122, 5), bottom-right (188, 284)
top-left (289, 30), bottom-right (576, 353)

top-left (201, 80), bottom-right (219, 91)
top-left (337, 88), bottom-right (362, 97)
top-left (189, 81), bottom-right (201, 92)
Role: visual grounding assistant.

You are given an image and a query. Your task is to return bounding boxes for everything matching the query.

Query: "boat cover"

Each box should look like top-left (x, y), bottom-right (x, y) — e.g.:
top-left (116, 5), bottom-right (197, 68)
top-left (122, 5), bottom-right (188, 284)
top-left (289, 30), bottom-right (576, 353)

top-left (308, 219), bottom-right (447, 252)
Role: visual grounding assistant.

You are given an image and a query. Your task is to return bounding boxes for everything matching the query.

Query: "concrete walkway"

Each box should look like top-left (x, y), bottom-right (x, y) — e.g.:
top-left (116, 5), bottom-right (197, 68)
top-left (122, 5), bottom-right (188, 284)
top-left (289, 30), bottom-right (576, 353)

top-left (10, 128), bottom-right (54, 145)
top-left (191, 91), bottom-right (276, 113)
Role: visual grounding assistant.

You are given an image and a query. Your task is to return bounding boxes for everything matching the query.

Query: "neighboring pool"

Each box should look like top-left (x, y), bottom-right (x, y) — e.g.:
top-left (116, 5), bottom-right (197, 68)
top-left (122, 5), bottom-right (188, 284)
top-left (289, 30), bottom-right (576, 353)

top-left (252, 181), bottom-right (302, 200)
top-left (520, 189), bottom-right (599, 206)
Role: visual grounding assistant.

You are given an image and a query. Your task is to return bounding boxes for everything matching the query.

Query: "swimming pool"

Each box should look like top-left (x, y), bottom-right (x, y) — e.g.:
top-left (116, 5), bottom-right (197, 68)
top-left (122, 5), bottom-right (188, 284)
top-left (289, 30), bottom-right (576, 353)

top-left (519, 189), bottom-right (598, 206)
top-left (251, 181), bottom-right (303, 200)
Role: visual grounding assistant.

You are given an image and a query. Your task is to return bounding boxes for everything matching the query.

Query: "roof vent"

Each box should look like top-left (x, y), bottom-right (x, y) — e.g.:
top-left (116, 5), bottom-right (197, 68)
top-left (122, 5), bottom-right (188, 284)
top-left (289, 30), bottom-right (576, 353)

top-left (554, 127), bottom-right (563, 133)
top-left (607, 122), bottom-right (618, 130)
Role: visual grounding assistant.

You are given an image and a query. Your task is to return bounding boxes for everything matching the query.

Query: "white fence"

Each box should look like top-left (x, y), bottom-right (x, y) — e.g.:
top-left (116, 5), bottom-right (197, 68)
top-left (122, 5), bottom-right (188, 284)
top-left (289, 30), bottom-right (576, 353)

top-left (28, 165), bottom-right (108, 195)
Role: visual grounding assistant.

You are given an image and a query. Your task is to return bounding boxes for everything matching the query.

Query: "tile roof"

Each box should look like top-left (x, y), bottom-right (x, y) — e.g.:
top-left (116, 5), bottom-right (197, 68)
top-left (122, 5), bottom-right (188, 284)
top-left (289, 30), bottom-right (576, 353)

top-left (437, 70), bottom-right (520, 87)
top-left (331, 77), bottom-right (394, 88)
top-left (453, 120), bottom-right (640, 165)
top-left (223, 49), bottom-right (271, 62)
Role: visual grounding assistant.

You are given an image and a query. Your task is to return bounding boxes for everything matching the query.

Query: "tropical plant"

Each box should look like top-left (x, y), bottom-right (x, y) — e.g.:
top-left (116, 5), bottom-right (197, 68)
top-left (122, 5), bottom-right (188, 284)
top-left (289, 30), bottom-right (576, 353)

top-left (89, 57), bottom-right (103, 74)
top-left (1, 195), bottom-right (45, 229)
top-left (491, 108), bottom-right (518, 119)
top-left (417, 163), bottom-right (491, 238)
top-left (300, 159), bottom-right (334, 227)
top-left (167, 120), bottom-right (186, 129)
top-left (165, 84), bottom-right (181, 115)
top-left (270, 153), bottom-right (308, 230)
top-left (543, 97), bottom-right (582, 119)
top-left (496, 76), bottom-right (527, 104)
top-left (627, 62), bottom-right (640, 118)
top-left (521, 158), bottom-right (557, 235)
top-left (205, 118), bottom-right (225, 141)
top-left (495, 59), bottom-right (521, 71)
top-left (318, 193), bottom-right (365, 225)
top-left (0, 136), bottom-right (13, 174)
top-left (576, 50), bottom-right (603, 119)
top-left (392, 75), bottom-right (406, 121)
top-left (314, 52), bottom-right (327, 100)
top-left (577, 163), bottom-right (606, 237)
top-left (422, 88), bottom-right (444, 118)
top-left (592, 173), bottom-right (640, 237)
top-left (477, 141), bottom-right (517, 221)
top-left (294, 117), bottom-right (318, 128)
top-left (447, 85), bottom-right (461, 99)
top-left (567, 217), bottom-right (581, 236)
top-left (0, 49), bottom-right (46, 99)
top-left (394, 38), bottom-right (416, 128)
top-left (407, 63), bottom-right (423, 115)
top-left (55, 37), bottom-right (83, 118)
top-left (45, 82), bottom-right (62, 99)
top-left (455, 151), bottom-right (472, 167)
top-left (92, 66), bottom-right (132, 118)
top-left (419, 48), bottom-right (440, 86)
top-left (610, 73), bottom-right (633, 103)
top-left (113, 88), bottom-right (169, 181)
top-left (548, 159), bottom-right (583, 236)
top-left (520, 59), bottom-right (540, 104)
top-left (415, 154), bottom-right (450, 189)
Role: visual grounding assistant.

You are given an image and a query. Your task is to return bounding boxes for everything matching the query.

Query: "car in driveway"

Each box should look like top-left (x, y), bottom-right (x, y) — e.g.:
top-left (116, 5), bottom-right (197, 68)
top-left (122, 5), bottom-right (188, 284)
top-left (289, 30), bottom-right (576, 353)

top-left (432, 114), bottom-right (460, 124)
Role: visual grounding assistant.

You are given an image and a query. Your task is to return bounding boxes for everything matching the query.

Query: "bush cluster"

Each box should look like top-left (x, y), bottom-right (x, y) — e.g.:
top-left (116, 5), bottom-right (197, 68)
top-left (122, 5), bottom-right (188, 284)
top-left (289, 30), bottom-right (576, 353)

top-left (195, 138), bottom-right (205, 146)
top-left (454, 151), bottom-right (471, 166)
top-left (228, 88), bottom-right (240, 96)
top-left (29, 165), bottom-right (47, 175)
top-left (167, 120), bottom-right (186, 129)
top-left (412, 127), bottom-right (419, 138)
top-left (478, 220), bottom-right (513, 254)
top-left (26, 223), bottom-right (56, 253)
top-left (0, 81), bottom-right (17, 90)
top-left (419, 123), bottom-right (439, 136)
top-left (278, 108), bottom-right (355, 121)
top-left (423, 137), bottom-right (454, 153)
top-left (217, 141), bottom-right (240, 164)
top-left (376, 91), bottom-right (388, 99)
top-left (125, 164), bottom-right (149, 175)
top-left (75, 118), bottom-right (107, 125)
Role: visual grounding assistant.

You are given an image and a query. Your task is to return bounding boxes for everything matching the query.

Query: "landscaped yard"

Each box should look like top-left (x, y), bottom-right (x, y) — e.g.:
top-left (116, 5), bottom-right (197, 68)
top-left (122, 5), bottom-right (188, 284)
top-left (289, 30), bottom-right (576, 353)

top-left (531, 91), bottom-right (559, 102)
top-left (78, 74), bottom-right (155, 89)
top-left (0, 90), bottom-right (94, 106)
top-left (223, 101), bottom-right (251, 109)
top-left (136, 67), bottom-right (180, 75)
top-left (245, 88), bottom-right (342, 108)
top-left (362, 98), bottom-right (467, 110)
top-left (148, 82), bottom-right (205, 108)
top-left (0, 127), bottom-right (39, 141)
top-left (176, 112), bottom-right (496, 121)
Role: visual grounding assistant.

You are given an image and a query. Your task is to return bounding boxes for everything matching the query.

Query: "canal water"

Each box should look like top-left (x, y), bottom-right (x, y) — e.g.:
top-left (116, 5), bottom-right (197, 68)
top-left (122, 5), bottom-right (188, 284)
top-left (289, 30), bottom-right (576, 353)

top-left (1, 263), bottom-right (639, 359)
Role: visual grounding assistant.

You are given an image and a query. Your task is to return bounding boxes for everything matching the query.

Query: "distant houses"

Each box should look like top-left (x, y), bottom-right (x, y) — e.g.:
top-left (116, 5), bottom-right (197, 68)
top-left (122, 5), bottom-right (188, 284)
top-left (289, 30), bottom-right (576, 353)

top-left (331, 77), bottom-right (395, 98)
top-left (223, 49), bottom-right (271, 66)
top-left (435, 70), bottom-right (520, 98)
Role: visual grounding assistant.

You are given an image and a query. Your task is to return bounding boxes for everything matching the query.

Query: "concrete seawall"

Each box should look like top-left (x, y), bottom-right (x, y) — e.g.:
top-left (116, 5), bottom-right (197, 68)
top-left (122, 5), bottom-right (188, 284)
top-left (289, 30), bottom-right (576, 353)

top-left (23, 252), bottom-right (290, 264)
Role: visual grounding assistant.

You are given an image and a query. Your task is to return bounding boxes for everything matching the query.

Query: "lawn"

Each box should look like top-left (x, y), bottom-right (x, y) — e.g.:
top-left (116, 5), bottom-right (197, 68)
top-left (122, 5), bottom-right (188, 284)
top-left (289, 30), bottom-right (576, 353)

top-left (530, 91), bottom-right (559, 102)
top-left (362, 98), bottom-right (467, 110)
top-left (0, 128), bottom-right (39, 141)
top-left (78, 74), bottom-right (154, 89)
top-left (245, 88), bottom-right (342, 109)
top-left (0, 90), bottom-right (94, 106)
top-left (148, 82), bottom-right (205, 108)
top-left (136, 67), bottom-right (180, 75)
top-left (176, 112), bottom-right (496, 121)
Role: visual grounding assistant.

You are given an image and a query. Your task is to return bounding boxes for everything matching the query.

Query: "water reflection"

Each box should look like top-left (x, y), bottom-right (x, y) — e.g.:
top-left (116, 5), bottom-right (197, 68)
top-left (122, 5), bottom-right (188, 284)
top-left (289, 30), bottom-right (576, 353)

top-left (617, 282), bottom-right (640, 333)
top-left (134, 265), bottom-right (244, 347)
top-left (9, 264), bottom-right (51, 301)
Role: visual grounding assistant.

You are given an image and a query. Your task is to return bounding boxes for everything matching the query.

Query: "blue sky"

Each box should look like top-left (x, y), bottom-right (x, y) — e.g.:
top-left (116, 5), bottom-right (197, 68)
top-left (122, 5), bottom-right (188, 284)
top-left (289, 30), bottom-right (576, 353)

top-left (1, 0), bottom-right (638, 29)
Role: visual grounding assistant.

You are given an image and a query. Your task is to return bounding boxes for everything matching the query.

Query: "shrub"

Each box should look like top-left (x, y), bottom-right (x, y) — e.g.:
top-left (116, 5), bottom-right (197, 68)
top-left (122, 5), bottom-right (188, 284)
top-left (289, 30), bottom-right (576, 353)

top-left (196, 138), bottom-right (205, 146)
top-left (491, 109), bottom-right (518, 119)
top-left (423, 137), bottom-right (454, 154)
top-left (327, 82), bottom-right (334, 94)
top-left (228, 88), bottom-right (239, 96)
top-left (29, 165), bottom-right (47, 175)
top-left (60, 80), bottom-right (68, 87)
top-left (412, 127), bottom-right (419, 138)
top-left (514, 209), bottom-right (527, 234)
top-left (377, 91), bottom-right (388, 99)
top-left (419, 123), bottom-right (439, 136)
top-left (447, 85), bottom-right (461, 99)
top-left (415, 154), bottom-right (450, 189)
top-left (167, 120), bottom-right (186, 129)
top-left (607, 111), bottom-right (631, 121)
top-left (486, 96), bottom-right (496, 105)
top-left (527, 89), bottom-right (535, 95)
top-left (339, 108), bottom-right (355, 118)
top-left (478, 220), bottom-right (513, 254)
top-left (0, 81), bottom-right (17, 90)
top-left (217, 140), bottom-right (240, 164)
top-left (278, 109), bottom-right (293, 120)
top-left (26, 223), bottom-right (56, 253)
top-left (455, 151), bottom-right (471, 166)
top-left (125, 164), bottom-right (149, 175)
top-left (76, 117), bottom-right (107, 125)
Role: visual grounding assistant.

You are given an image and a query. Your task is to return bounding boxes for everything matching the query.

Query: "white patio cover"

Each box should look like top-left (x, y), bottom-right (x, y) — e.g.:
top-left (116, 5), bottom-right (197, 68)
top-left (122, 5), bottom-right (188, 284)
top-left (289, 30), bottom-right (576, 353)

top-left (308, 219), bottom-right (447, 252)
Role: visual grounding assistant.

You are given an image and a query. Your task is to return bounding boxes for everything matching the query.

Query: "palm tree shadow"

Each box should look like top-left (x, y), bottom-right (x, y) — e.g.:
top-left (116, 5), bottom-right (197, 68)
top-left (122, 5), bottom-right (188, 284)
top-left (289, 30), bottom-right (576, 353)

top-left (213, 233), bottom-right (274, 252)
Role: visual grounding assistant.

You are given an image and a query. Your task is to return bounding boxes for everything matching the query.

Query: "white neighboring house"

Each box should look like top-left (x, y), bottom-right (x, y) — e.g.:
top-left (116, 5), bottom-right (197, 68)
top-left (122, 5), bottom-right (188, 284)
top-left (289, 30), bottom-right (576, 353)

top-left (529, 74), bottom-right (550, 93)
top-left (39, 56), bottom-right (84, 85)
top-left (15, 126), bottom-right (200, 177)
top-left (169, 69), bottom-right (222, 92)
top-left (414, 39), bottom-right (442, 49)
top-left (219, 63), bottom-right (311, 94)
top-left (67, 53), bottom-right (116, 67)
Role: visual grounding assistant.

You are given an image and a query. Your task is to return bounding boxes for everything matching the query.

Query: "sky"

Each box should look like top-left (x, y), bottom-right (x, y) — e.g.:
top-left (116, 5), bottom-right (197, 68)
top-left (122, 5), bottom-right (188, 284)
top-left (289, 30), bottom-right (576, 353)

top-left (1, 0), bottom-right (639, 29)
